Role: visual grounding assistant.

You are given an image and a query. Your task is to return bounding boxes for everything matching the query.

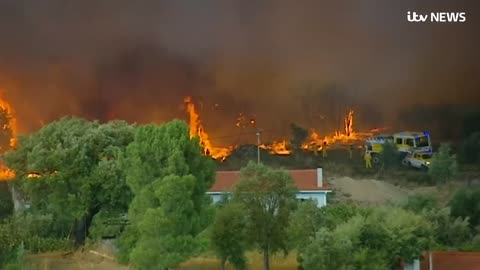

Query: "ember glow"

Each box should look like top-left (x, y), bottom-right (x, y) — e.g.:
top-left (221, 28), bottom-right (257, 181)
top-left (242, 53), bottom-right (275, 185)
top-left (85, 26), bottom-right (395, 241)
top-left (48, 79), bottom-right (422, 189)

top-left (0, 96), bottom-right (17, 180)
top-left (185, 97), bottom-right (374, 160)
top-left (260, 140), bottom-right (291, 155)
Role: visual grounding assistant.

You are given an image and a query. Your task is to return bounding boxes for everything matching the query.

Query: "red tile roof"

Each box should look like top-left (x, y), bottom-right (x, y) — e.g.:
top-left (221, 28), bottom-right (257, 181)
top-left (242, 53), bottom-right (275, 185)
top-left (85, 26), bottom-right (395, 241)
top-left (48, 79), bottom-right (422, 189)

top-left (420, 251), bottom-right (480, 270)
top-left (209, 169), bottom-right (330, 193)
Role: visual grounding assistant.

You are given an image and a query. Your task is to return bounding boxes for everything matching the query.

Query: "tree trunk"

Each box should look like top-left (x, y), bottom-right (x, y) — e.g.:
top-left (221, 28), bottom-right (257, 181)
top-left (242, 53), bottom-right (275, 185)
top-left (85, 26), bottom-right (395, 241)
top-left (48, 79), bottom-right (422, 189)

top-left (73, 206), bottom-right (100, 246)
top-left (220, 258), bottom-right (226, 270)
top-left (263, 245), bottom-right (270, 270)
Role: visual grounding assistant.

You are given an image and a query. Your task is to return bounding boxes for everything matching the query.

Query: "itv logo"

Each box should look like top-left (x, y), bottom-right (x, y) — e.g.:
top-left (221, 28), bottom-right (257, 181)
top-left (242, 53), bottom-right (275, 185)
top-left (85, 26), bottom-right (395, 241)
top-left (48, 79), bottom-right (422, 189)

top-left (407, 11), bottom-right (466, 23)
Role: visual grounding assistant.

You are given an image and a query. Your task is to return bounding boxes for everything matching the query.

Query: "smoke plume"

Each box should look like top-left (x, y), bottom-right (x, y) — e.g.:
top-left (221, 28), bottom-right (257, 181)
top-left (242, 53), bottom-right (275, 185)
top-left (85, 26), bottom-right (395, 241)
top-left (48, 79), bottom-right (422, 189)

top-left (0, 0), bottom-right (479, 144)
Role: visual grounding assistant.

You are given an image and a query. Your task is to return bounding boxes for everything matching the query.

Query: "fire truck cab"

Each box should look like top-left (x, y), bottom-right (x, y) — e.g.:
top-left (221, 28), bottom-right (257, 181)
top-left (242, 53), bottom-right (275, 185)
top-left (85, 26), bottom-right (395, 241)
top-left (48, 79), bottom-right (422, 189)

top-left (365, 131), bottom-right (432, 164)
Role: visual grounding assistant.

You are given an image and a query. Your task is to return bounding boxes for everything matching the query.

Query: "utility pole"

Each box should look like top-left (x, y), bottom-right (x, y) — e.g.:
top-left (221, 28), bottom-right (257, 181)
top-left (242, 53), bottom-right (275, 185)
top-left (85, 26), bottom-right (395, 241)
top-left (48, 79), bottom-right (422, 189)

top-left (256, 129), bottom-right (263, 164)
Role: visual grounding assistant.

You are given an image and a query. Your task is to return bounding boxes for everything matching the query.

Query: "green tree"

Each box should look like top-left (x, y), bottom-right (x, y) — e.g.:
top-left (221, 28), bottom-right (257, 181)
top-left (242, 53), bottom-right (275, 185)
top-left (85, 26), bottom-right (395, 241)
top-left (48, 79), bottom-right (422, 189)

top-left (462, 111), bottom-right (480, 138)
top-left (449, 188), bottom-right (480, 229)
top-left (233, 162), bottom-right (298, 270)
top-left (287, 200), bottom-right (323, 269)
top-left (290, 123), bottom-right (308, 149)
top-left (0, 218), bottom-right (21, 267)
top-left (319, 203), bottom-right (361, 230)
top-left (0, 182), bottom-right (13, 220)
top-left (380, 141), bottom-right (401, 170)
top-left (301, 207), bottom-right (433, 270)
top-left (460, 132), bottom-right (480, 164)
top-left (403, 193), bottom-right (438, 213)
top-left (288, 200), bottom-right (322, 250)
top-left (429, 144), bottom-right (458, 184)
top-left (211, 202), bottom-right (248, 270)
top-left (118, 120), bottom-right (215, 270)
top-left (423, 207), bottom-right (471, 249)
top-left (302, 216), bottom-right (388, 270)
top-left (3, 117), bottom-right (135, 245)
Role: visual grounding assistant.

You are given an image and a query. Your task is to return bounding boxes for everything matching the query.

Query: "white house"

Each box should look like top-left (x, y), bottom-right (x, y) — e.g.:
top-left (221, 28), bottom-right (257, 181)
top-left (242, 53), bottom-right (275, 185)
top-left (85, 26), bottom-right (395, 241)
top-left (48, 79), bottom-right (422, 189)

top-left (207, 168), bottom-right (331, 207)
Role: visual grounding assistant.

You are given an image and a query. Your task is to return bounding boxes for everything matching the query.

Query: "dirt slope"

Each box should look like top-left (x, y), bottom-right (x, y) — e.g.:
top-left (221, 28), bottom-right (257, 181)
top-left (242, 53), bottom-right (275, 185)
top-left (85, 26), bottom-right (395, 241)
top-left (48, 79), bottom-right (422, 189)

top-left (330, 176), bottom-right (411, 204)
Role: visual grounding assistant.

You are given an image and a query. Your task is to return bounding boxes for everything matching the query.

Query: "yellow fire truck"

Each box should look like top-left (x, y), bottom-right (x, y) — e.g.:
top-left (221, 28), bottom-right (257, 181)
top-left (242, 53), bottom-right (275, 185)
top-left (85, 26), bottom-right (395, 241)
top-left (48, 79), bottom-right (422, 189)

top-left (365, 131), bottom-right (432, 164)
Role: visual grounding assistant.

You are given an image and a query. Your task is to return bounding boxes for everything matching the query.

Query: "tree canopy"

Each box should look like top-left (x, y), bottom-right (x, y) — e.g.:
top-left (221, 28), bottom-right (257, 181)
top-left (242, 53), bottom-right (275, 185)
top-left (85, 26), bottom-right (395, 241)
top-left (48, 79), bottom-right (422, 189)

top-left (380, 141), bottom-right (401, 170)
top-left (233, 162), bottom-right (298, 270)
top-left (302, 207), bottom-right (433, 270)
top-left (117, 119), bottom-right (215, 270)
top-left (3, 117), bottom-right (135, 245)
top-left (429, 144), bottom-right (458, 184)
top-left (211, 202), bottom-right (248, 270)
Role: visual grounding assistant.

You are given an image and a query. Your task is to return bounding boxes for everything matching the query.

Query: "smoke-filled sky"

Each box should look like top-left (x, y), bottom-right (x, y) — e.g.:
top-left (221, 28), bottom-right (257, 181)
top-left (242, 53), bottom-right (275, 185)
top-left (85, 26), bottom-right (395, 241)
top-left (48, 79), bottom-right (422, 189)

top-left (0, 0), bottom-right (479, 144)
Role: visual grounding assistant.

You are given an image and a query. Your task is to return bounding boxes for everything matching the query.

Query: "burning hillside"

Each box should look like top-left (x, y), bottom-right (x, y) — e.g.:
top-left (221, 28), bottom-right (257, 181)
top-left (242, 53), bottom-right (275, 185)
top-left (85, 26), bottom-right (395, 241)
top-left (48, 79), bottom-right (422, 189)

top-left (0, 93), bottom-right (379, 178)
top-left (0, 96), bottom-right (17, 180)
top-left (184, 96), bottom-right (233, 161)
top-left (184, 97), bottom-right (375, 161)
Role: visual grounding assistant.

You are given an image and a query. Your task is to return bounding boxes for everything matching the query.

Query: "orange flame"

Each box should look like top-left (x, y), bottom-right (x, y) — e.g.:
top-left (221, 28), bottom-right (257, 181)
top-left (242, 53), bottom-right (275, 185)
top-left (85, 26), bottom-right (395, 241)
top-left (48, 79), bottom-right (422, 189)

top-left (345, 110), bottom-right (354, 136)
top-left (0, 96), bottom-right (17, 180)
top-left (0, 97), bottom-right (17, 149)
top-left (184, 97), bottom-right (232, 161)
top-left (260, 140), bottom-right (292, 155)
top-left (301, 109), bottom-right (371, 150)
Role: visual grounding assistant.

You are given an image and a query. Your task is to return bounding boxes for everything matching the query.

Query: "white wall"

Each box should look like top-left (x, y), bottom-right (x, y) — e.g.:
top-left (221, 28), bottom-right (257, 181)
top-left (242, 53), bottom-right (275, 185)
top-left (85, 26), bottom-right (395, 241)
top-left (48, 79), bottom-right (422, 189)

top-left (296, 192), bottom-right (328, 207)
top-left (404, 260), bottom-right (420, 270)
top-left (208, 191), bottom-right (329, 207)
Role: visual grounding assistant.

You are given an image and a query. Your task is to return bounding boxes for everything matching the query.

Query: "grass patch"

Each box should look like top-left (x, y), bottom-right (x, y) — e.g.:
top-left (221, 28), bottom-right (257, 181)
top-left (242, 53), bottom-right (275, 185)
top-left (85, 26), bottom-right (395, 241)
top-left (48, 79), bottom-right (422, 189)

top-left (176, 252), bottom-right (298, 270)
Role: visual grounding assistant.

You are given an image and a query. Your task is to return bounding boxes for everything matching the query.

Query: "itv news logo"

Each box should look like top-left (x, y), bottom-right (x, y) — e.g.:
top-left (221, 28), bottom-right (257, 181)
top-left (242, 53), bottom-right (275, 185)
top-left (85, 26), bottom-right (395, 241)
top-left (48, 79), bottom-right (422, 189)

top-left (407, 11), bottom-right (466, 23)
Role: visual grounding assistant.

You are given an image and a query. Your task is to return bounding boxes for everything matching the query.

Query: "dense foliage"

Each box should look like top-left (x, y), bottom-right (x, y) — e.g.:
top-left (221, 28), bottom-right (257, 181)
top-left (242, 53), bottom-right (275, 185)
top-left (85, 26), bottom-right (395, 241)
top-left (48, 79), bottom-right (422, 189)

top-left (3, 118), bottom-right (135, 245)
top-left (460, 132), bottom-right (480, 164)
top-left (1, 115), bottom-right (480, 270)
top-left (117, 120), bottom-right (215, 270)
top-left (450, 188), bottom-right (480, 230)
top-left (428, 143), bottom-right (458, 184)
top-left (211, 202), bottom-right (248, 270)
top-left (302, 207), bottom-right (434, 270)
top-left (379, 141), bottom-right (401, 170)
top-left (0, 182), bottom-right (13, 220)
top-left (232, 162), bottom-right (298, 270)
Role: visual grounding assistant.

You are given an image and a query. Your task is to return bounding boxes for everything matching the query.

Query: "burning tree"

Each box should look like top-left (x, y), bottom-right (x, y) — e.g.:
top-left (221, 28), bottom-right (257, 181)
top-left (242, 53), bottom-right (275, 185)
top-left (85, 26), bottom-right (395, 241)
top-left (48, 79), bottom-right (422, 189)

top-left (0, 97), bottom-right (17, 180)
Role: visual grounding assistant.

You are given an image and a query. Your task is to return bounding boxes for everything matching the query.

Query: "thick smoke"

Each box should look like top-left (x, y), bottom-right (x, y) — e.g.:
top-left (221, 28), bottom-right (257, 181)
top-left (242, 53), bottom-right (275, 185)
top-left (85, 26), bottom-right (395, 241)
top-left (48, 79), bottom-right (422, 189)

top-left (0, 0), bottom-right (479, 144)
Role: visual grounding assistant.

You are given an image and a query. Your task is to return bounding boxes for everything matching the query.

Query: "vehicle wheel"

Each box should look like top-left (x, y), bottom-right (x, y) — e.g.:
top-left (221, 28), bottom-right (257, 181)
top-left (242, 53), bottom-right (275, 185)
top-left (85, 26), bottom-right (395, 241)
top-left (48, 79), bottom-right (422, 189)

top-left (401, 159), bottom-right (409, 166)
top-left (421, 165), bottom-right (428, 171)
top-left (372, 155), bottom-right (381, 164)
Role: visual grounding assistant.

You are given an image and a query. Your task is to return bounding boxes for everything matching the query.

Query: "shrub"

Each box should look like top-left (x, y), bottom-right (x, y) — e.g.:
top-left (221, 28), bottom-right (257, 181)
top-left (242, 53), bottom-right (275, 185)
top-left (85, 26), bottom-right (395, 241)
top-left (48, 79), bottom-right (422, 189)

top-left (429, 144), bottom-right (458, 184)
top-left (403, 193), bottom-right (438, 213)
top-left (449, 188), bottom-right (480, 229)
top-left (380, 142), bottom-right (401, 170)
top-left (460, 132), bottom-right (480, 164)
top-left (0, 182), bottom-right (13, 220)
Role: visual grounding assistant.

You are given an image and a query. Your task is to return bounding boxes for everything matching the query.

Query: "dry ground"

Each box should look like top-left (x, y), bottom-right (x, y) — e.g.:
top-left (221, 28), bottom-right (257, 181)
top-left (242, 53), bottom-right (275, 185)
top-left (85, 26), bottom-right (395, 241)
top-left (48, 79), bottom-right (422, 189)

top-left (27, 251), bottom-right (297, 270)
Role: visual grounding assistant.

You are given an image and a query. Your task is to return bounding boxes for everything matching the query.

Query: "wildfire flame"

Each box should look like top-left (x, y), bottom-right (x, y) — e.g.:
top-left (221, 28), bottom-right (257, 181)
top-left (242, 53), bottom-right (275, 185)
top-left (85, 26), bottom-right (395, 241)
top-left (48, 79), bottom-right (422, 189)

top-left (345, 110), bottom-right (354, 136)
top-left (0, 96), bottom-right (17, 180)
top-left (185, 97), bottom-right (372, 159)
top-left (0, 98), bottom-right (17, 149)
top-left (184, 96), bottom-right (233, 161)
top-left (301, 110), bottom-right (369, 151)
top-left (260, 140), bottom-right (291, 155)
